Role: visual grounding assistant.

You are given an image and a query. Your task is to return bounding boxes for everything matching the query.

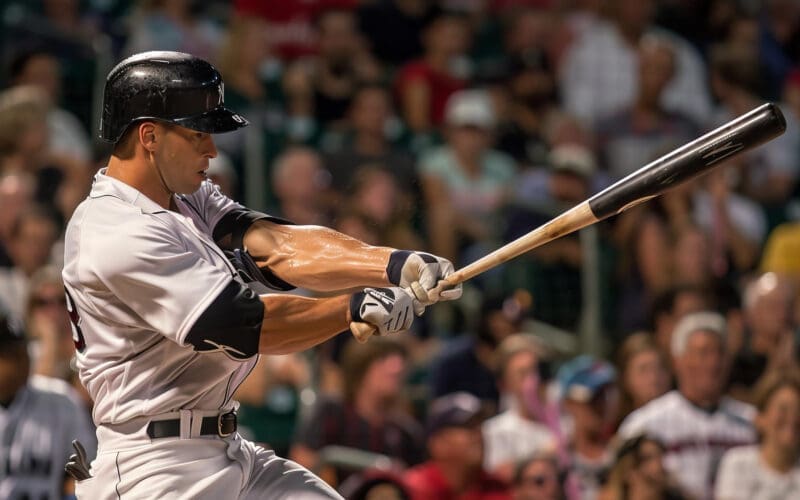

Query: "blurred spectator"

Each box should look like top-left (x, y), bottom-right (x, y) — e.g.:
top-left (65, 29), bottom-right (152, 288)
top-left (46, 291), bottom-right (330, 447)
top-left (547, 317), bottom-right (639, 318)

top-left (619, 311), bottom-right (756, 499)
top-left (709, 44), bottom-right (800, 212)
top-left (613, 333), bottom-right (670, 428)
top-left (785, 69), bottom-right (800, 120)
top-left (760, 220), bottom-right (800, 284)
top-left (233, 0), bottom-right (359, 61)
top-left (599, 433), bottom-right (689, 500)
top-left (0, 172), bottom-right (35, 267)
top-left (403, 391), bottom-right (511, 500)
top-left (557, 355), bottom-right (617, 500)
top-left (357, 0), bottom-right (439, 67)
top-left (715, 369), bottom-right (800, 500)
top-left (339, 469), bottom-right (412, 500)
top-left (615, 211), bottom-right (673, 333)
top-left (285, 8), bottom-right (381, 128)
top-left (511, 452), bottom-right (565, 500)
top-left (270, 147), bottom-right (333, 225)
top-left (594, 36), bottom-right (697, 180)
top-left (395, 11), bottom-right (472, 134)
top-left (483, 334), bottom-right (556, 482)
top-left (758, 0), bottom-right (800, 100)
top-left (324, 84), bottom-right (417, 196)
top-left (337, 165), bottom-right (423, 250)
top-left (494, 48), bottom-right (559, 168)
top-left (8, 46), bottom-right (92, 164)
top-left (0, 86), bottom-right (90, 219)
top-left (122, 0), bottom-right (223, 61)
top-left (561, 0), bottom-right (712, 126)
top-left (0, 315), bottom-right (96, 499)
top-left (429, 291), bottom-right (530, 410)
top-left (648, 284), bottom-right (710, 360)
top-left (669, 223), bottom-right (714, 288)
top-left (213, 15), bottom-right (288, 189)
top-left (290, 337), bottom-right (425, 486)
top-left (205, 151), bottom-right (238, 199)
top-left (729, 272), bottom-right (797, 402)
top-left (235, 353), bottom-right (310, 458)
top-left (0, 206), bottom-right (60, 323)
top-left (418, 89), bottom-right (516, 265)
top-left (25, 266), bottom-right (74, 381)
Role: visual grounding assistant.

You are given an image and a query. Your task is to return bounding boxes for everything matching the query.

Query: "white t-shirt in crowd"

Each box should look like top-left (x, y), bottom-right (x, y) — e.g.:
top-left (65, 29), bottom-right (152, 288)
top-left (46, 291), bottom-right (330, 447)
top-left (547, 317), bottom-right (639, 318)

top-left (715, 445), bottom-right (800, 500)
top-left (482, 410), bottom-right (557, 472)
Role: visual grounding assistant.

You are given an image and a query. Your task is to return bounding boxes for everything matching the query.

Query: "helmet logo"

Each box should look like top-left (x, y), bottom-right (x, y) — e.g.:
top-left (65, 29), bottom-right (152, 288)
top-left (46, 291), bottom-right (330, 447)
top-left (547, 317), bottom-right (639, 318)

top-left (232, 114), bottom-right (246, 124)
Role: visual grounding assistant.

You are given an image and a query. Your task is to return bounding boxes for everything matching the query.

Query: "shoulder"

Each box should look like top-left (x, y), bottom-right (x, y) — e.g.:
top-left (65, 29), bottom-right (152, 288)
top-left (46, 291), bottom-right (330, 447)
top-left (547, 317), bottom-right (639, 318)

top-left (418, 147), bottom-right (452, 171)
top-left (28, 376), bottom-right (85, 413)
top-left (484, 150), bottom-right (517, 177)
top-left (720, 445), bottom-right (759, 469)
top-left (720, 396), bottom-right (757, 424)
top-left (619, 391), bottom-right (682, 433)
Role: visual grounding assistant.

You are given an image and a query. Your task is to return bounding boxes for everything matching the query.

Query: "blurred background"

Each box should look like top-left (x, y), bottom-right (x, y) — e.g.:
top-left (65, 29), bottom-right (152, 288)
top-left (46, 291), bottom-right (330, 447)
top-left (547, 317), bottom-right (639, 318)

top-left (1, 1), bottom-right (800, 499)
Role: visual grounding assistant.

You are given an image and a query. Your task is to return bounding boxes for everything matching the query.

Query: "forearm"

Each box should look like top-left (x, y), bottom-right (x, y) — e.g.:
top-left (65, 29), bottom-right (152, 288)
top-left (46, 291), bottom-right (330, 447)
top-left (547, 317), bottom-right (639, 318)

top-left (258, 294), bottom-right (351, 355)
top-left (244, 221), bottom-right (394, 291)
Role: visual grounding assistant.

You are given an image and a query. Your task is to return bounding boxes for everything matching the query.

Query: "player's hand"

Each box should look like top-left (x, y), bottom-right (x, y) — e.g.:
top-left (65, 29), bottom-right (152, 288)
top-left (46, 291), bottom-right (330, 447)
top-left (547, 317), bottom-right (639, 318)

top-left (386, 250), bottom-right (462, 306)
top-left (349, 287), bottom-right (419, 337)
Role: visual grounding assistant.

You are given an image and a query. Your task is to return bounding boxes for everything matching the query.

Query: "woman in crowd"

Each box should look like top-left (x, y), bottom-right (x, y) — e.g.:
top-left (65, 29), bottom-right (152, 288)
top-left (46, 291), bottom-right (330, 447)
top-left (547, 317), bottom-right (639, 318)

top-left (614, 333), bottom-right (671, 428)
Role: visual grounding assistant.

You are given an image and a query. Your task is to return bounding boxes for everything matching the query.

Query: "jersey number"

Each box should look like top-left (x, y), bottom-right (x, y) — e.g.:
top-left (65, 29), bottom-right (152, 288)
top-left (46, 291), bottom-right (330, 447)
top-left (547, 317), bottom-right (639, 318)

top-left (64, 287), bottom-right (86, 352)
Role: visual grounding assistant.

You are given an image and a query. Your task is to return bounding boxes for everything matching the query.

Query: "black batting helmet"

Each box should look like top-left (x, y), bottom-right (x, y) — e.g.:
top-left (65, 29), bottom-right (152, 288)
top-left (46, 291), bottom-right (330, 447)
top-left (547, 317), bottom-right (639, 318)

top-left (99, 51), bottom-right (248, 143)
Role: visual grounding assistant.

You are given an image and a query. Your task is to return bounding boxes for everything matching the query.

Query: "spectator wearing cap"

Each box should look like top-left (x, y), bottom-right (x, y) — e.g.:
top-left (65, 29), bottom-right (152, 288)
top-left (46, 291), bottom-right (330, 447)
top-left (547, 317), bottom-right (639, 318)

top-left (418, 89), bottom-right (517, 265)
top-left (429, 291), bottom-right (531, 411)
top-left (618, 311), bottom-right (756, 500)
top-left (715, 369), bottom-right (800, 500)
top-left (482, 334), bottom-right (557, 483)
top-left (403, 392), bottom-right (511, 500)
top-left (0, 314), bottom-right (96, 499)
top-left (558, 355), bottom-right (618, 500)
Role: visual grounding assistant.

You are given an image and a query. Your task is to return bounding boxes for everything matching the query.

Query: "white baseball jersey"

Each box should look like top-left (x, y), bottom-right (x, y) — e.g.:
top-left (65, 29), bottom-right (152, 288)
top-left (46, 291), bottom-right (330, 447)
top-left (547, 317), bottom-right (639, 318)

top-left (0, 375), bottom-right (96, 500)
top-left (62, 170), bottom-right (258, 425)
top-left (618, 390), bottom-right (756, 500)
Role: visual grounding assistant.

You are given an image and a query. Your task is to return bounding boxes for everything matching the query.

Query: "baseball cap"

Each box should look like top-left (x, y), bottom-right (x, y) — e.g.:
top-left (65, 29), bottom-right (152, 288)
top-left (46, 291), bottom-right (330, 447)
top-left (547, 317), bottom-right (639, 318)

top-left (426, 392), bottom-right (490, 436)
top-left (444, 89), bottom-right (495, 130)
top-left (549, 144), bottom-right (596, 178)
top-left (0, 314), bottom-right (25, 350)
top-left (557, 355), bottom-right (616, 403)
top-left (670, 311), bottom-right (726, 357)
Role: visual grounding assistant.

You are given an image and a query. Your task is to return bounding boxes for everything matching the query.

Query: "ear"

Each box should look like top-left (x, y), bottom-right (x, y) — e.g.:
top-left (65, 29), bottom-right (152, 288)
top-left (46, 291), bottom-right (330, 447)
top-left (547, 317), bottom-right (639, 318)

top-left (138, 121), bottom-right (158, 152)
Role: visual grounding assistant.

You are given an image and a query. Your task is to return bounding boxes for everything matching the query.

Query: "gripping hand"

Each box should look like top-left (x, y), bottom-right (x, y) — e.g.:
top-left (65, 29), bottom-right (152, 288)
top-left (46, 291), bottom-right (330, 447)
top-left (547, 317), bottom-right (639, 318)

top-left (386, 250), bottom-right (462, 305)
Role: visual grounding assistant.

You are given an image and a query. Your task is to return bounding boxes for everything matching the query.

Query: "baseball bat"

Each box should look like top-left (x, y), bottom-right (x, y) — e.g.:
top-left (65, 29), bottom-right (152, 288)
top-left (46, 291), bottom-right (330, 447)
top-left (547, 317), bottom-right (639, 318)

top-left (350, 102), bottom-right (787, 342)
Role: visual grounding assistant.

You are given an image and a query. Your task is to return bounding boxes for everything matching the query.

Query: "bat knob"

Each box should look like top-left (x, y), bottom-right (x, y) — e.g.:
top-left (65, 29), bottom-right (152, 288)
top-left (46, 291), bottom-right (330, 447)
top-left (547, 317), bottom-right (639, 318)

top-left (349, 321), bottom-right (376, 343)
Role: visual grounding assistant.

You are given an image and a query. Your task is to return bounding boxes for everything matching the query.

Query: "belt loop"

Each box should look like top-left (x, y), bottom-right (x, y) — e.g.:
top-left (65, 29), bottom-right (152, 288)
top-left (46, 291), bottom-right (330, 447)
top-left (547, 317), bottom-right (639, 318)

top-left (179, 409), bottom-right (192, 439)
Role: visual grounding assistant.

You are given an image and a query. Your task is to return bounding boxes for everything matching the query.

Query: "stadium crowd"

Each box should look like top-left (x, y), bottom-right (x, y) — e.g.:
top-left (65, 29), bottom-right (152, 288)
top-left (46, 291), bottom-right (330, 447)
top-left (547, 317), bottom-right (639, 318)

top-left (1, 0), bottom-right (800, 499)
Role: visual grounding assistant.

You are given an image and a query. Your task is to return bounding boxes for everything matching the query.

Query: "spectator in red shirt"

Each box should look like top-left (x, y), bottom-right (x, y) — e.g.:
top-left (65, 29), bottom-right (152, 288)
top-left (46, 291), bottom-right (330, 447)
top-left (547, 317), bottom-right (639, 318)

top-left (404, 392), bottom-right (511, 500)
top-left (395, 12), bottom-right (472, 135)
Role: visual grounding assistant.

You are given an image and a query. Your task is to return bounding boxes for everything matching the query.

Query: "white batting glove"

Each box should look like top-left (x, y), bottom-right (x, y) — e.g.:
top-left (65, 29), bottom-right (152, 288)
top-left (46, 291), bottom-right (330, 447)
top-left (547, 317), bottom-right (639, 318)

top-left (386, 250), bottom-right (463, 306)
top-left (350, 287), bottom-right (419, 336)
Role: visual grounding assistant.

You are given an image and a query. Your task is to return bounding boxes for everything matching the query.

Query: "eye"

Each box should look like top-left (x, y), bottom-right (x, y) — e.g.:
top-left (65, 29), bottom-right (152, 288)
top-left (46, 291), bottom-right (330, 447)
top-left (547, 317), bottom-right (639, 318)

top-left (195, 132), bottom-right (205, 140)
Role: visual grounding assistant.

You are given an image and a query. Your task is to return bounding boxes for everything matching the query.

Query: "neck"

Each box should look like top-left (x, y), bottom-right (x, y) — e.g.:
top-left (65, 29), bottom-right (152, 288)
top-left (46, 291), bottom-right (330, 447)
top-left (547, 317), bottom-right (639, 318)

top-left (107, 156), bottom-right (172, 209)
top-left (573, 428), bottom-right (607, 458)
top-left (761, 442), bottom-right (799, 474)
top-left (425, 51), bottom-right (450, 72)
top-left (353, 132), bottom-right (387, 156)
top-left (680, 389), bottom-right (719, 411)
top-left (453, 149), bottom-right (481, 175)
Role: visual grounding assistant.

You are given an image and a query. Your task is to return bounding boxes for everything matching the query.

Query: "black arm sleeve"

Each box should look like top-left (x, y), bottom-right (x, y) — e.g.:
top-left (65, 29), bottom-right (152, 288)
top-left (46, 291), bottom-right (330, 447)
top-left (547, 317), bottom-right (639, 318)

top-left (185, 280), bottom-right (264, 360)
top-left (214, 208), bottom-right (297, 292)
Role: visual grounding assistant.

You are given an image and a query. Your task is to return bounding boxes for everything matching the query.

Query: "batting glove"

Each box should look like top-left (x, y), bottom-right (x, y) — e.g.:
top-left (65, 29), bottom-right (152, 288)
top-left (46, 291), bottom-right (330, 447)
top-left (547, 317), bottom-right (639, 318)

top-left (350, 287), bottom-right (418, 336)
top-left (386, 250), bottom-right (463, 305)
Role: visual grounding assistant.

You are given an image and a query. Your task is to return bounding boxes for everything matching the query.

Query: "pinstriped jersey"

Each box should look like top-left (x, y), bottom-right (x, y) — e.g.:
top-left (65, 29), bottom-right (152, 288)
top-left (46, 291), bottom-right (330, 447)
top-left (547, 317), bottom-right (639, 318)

top-left (0, 376), bottom-right (96, 500)
top-left (618, 390), bottom-right (756, 500)
top-left (62, 170), bottom-right (258, 426)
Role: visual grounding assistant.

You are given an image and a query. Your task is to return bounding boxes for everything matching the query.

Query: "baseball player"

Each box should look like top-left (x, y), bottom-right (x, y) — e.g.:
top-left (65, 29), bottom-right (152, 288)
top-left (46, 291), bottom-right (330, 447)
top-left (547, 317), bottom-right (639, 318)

top-left (61, 51), bottom-right (461, 499)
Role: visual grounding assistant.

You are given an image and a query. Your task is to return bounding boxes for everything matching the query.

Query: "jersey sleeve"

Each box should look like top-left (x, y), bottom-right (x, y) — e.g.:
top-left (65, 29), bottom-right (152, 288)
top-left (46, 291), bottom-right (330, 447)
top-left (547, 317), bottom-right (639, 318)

top-left (89, 218), bottom-right (233, 345)
top-left (183, 181), bottom-right (243, 233)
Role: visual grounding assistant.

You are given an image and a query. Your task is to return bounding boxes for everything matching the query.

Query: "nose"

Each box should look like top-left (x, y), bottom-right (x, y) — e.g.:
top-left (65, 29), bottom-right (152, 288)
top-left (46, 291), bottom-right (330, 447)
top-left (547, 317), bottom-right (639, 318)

top-left (204, 135), bottom-right (218, 159)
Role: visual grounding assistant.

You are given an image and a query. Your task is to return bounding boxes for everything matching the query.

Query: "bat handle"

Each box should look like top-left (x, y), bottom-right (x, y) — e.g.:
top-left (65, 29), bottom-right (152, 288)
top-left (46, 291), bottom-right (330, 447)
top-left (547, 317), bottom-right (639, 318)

top-left (349, 321), bottom-right (376, 343)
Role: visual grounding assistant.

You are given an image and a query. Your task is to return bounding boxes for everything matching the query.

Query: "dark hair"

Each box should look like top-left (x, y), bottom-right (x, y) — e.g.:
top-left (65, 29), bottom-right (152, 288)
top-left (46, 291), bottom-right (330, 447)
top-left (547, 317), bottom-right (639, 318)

top-left (648, 284), bottom-right (709, 331)
top-left (710, 43), bottom-right (764, 96)
top-left (7, 45), bottom-right (56, 81)
top-left (753, 369), bottom-right (800, 413)
top-left (341, 337), bottom-right (408, 402)
top-left (10, 204), bottom-right (61, 239)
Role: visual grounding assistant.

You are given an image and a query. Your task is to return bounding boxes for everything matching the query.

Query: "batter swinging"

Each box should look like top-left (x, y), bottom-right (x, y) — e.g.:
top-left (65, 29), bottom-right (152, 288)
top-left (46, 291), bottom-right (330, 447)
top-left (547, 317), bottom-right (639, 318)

top-left (62, 51), bottom-right (460, 499)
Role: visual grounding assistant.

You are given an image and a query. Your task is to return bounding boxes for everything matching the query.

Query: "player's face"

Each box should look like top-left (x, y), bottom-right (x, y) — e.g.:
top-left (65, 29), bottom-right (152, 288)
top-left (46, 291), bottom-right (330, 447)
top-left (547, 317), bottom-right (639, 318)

top-left (155, 124), bottom-right (218, 194)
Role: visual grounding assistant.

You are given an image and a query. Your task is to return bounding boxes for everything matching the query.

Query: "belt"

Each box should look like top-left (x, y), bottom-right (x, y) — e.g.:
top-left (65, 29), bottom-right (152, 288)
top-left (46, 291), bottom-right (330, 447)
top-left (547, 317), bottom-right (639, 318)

top-left (146, 411), bottom-right (237, 439)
